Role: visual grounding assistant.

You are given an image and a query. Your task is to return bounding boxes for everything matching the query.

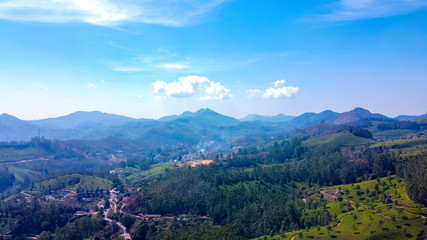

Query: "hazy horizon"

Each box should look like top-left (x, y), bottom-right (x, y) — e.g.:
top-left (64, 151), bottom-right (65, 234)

top-left (2, 106), bottom-right (426, 122)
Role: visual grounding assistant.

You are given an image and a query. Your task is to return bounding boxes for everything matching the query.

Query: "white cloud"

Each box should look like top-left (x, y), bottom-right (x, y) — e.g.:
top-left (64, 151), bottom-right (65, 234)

top-left (246, 88), bottom-right (261, 98)
top-left (88, 82), bottom-right (95, 87)
top-left (200, 81), bottom-right (232, 100)
top-left (152, 75), bottom-right (232, 100)
top-left (108, 40), bottom-right (130, 50)
top-left (109, 50), bottom-right (189, 73)
top-left (157, 63), bottom-right (188, 70)
top-left (319, 0), bottom-right (427, 22)
top-left (263, 80), bottom-right (299, 99)
top-left (263, 86), bottom-right (299, 99)
top-left (273, 79), bottom-right (286, 87)
top-left (112, 66), bottom-right (142, 72)
top-left (0, 0), bottom-right (228, 27)
top-left (152, 75), bottom-right (209, 98)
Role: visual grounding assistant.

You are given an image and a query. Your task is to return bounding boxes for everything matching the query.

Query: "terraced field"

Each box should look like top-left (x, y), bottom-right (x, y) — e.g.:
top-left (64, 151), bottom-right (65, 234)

top-left (370, 138), bottom-right (427, 148)
top-left (254, 176), bottom-right (426, 240)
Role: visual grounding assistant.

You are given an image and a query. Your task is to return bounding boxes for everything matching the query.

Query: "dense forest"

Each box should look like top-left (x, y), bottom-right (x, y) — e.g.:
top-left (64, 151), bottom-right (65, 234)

top-left (121, 130), bottom-right (426, 239)
top-left (396, 153), bottom-right (427, 205)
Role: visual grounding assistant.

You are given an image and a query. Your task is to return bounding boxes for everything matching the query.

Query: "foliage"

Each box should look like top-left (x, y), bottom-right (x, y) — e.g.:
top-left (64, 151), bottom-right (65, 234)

top-left (396, 153), bottom-right (427, 205)
top-left (0, 166), bottom-right (16, 192)
top-left (54, 217), bottom-right (104, 240)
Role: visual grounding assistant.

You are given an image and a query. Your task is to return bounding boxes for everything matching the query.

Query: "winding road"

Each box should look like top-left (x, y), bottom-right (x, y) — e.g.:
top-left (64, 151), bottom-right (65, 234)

top-left (103, 189), bottom-right (131, 240)
top-left (0, 157), bottom-right (49, 165)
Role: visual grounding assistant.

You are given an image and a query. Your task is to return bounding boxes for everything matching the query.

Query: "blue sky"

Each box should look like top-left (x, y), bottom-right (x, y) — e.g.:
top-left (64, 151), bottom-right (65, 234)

top-left (0, 0), bottom-right (426, 120)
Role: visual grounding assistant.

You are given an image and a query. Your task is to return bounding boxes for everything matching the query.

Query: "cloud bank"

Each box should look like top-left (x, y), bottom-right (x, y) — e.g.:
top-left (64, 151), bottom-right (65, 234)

top-left (152, 75), bottom-right (232, 100)
top-left (0, 0), bottom-right (227, 27)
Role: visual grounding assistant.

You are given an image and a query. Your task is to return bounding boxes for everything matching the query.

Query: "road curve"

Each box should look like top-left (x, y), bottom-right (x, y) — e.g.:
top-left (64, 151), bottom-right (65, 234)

top-left (103, 189), bottom-right (131, 240)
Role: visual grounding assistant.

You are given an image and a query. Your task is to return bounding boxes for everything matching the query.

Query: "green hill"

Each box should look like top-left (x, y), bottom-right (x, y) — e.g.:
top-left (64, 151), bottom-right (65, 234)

top-left (370, 138), bottom-right (427, 148)
top-left (120, 162), bottom-right (176, 184)
top-left (370, 138), bottom-right (427, 156)
top-left (255, 175), bottom-right (426, 240)
top-left (304, 131), bottom-right (375, 147)
top-left (32, 174), bottom-right (112, 192)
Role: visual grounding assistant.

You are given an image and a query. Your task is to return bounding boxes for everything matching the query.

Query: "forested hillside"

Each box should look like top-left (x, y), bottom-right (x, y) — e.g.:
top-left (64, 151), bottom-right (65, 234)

top-left (0, 111), bottom-right (426, 240)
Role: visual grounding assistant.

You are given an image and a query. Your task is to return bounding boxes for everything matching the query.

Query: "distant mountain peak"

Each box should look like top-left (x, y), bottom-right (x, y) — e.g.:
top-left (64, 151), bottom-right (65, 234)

top-left (196, 107), bottom-right (213, 112)
top-left (0, 113), bottom-right (39, 141)
top-left (29, 110), bottom-right (135, 129)
top-left (0, 113), bottom-right (13, 118)
top-left (181, 111), bottom-right (194, 115)
top-left (66, 110), bottom-right (118, 117)
top-left (351, 107), bottom-right (371, 114)
top-left (176, 108), bottom-right (240, 126)
top-left (334, 107), bottom-right (387, 125)
top-left (395, 112), bottom-right (427, 121)
top-left (0, 113), bottom-right (23, 121)
top-left (195, 108), bottom-right (216, 115)
top-left (320, 110), bottom-right (335, 114)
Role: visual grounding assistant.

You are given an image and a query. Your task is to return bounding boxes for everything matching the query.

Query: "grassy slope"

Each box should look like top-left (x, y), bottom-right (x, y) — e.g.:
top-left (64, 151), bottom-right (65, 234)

top-left (304, 131), bottom-right (375, 147)
top-left (254, 176), bottom-right (426, 240)
top-left (120, 162), bottom-right (176, 183)
top-left (370, 138), bottom-right (427, 156)
top-left (31, 174), bottom-right (112, 191)
top-left (0, 147), bottom-right (51, 162)
top-left (7, 165), bottom-right (40, 182)
top-left (372, 130), bottom-right (426, 141)
top-left (370, 138), bottom-right (427, 148)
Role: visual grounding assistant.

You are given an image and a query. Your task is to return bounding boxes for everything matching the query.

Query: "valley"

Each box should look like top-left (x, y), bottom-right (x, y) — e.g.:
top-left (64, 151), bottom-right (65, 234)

top-left (0, 108), bottom-right (426, 239)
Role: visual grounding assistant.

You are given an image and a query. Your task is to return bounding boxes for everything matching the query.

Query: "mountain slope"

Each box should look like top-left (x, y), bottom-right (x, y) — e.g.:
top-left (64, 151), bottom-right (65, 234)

top-left (0, 107), bottom-right (419, 143)
top-left (186, 108), bottom-right (240, 126)
top-left (334, 107), bottom-right (388, 124)
top-left (395, 112), bottom-right (427, 121)
top-left (288, 123), bottom-right (337, 138)
top-left (281, 110), bottom-right (340, 130)
top-left (28, 111), bottom-right (153, 140)
top-left (29, 111), bottom-right (136, 129)
top-left (0, 114), bottom-right (39, 141)
top-left (138, 108), bottom-right (241, 146)
top-left (304, 130), bottom-right (375, 146)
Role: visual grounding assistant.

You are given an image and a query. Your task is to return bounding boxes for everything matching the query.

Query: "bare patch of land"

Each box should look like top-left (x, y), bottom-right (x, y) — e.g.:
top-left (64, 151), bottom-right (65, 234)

top-left (176, 159), bottom-right (213, 167)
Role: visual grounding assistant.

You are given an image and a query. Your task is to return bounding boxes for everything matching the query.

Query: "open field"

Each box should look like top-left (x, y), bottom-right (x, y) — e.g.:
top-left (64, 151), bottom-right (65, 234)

top-left (31, 174), bottom-right (112, 192)
top-left (119, 162), bottom-right (176, 183)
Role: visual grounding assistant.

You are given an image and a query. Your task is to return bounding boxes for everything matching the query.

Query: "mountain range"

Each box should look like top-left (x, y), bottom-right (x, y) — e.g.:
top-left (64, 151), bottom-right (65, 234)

top-left (239, 114), bottom-right (295, 122)
top-left (0, 108), bottom-right (425, 143)
top-left (395, 113), bottom-right (427, 121)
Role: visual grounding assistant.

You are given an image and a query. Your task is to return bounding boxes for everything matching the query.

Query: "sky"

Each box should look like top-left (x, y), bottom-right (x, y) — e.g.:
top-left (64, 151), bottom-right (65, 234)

top-left (0, 0), bottom-right (426, 120)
